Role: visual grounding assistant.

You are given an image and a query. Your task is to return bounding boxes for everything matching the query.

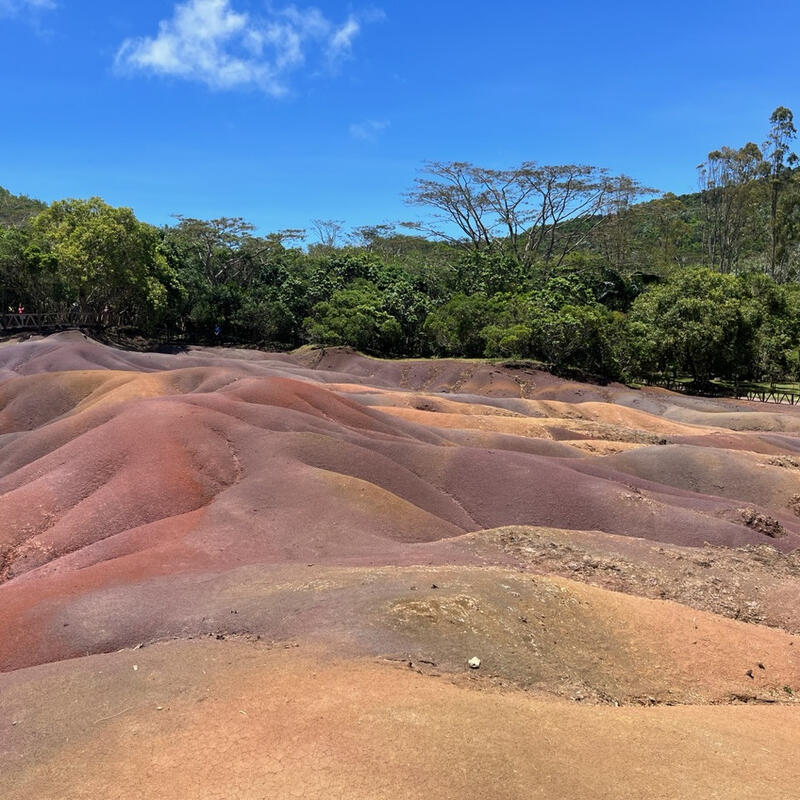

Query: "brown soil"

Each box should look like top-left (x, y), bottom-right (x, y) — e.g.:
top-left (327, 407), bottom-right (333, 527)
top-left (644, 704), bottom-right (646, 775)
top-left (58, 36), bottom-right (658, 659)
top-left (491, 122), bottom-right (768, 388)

top-left (3, 334), bottom-right (800, 797)
top-left (3, 639), bottom-right (800, 800)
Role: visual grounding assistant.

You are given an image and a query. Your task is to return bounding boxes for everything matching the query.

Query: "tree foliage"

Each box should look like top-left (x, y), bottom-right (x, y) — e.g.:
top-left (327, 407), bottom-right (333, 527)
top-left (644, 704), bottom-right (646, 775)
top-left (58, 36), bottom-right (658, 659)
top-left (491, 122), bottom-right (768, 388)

top-left (30, 198), bottom-right (177, 321)
top-left (2, 106), bottom-right (800, 387)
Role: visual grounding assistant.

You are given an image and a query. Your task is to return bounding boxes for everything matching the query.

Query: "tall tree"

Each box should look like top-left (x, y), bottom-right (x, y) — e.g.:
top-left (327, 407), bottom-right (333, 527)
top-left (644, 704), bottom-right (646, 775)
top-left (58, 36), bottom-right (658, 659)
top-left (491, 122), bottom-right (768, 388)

top-left (763, 106), bottom-right (798, 279)
top-left (168, 216), bottom-right (261, 287)
top-left (595, 174), bottom-right (658, 272)
top-left (698, 143), bottom-right (765, 273)
top-left (310, 219), bottom-right (345, 250)
top-left (406, 160), bottom-right (633, 270)
top-left (31, 198), bottom-right (177, 321)
top-left (516, 164), bottom-right (611, 268)
top-left (405, 162), bottom-right (494, 251)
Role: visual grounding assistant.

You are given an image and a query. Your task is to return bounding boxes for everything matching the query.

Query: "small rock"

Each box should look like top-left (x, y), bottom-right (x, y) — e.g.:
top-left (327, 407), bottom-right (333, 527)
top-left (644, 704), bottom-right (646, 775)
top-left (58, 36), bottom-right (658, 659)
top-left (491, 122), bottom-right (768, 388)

top-left (133, 664), bottom-right (139, 672)
top-left (738, 507), bottom-right (786, 538)
top-left (746, 669), bottom-right (754, 679)
top-left (468, 657), bottom-right (481, 670)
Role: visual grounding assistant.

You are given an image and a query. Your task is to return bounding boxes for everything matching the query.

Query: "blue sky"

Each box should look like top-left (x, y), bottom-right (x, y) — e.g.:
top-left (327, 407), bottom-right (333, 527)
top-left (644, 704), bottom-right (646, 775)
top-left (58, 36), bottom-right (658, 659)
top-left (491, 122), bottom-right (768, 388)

top-left (2, 0), bottom-right (800, 236)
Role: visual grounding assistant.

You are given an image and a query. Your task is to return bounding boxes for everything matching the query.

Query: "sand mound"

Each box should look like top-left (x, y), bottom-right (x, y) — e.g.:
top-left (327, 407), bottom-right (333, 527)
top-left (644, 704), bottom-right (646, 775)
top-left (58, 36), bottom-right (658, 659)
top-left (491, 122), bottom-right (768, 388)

top-left (2, 338), bottom-right (800, 656)
top-left (4, 337), bottom-right (800, 796)
top-left (3, 639), bottom-right (800, 800)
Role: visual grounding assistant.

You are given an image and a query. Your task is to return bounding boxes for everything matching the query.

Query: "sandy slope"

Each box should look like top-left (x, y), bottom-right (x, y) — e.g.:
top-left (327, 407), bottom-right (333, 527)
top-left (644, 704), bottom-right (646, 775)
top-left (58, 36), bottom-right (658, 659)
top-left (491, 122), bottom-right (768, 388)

top-left (3, 640), bottom-right (800, 800)
top-left (3, 334), bottom-right (800, 797)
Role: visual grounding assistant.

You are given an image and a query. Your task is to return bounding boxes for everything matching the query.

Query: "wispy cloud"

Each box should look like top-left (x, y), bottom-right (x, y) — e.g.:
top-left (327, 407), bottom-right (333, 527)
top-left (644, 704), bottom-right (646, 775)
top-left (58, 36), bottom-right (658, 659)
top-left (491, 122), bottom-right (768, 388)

top-left (115, 0), bottom-right (379, 95)
top-left (0, 0), bottom-right (56, 18)
top-left (349, 119), bottom-right (390, 140)
top-left (327, 16), bottom-right (359, 62)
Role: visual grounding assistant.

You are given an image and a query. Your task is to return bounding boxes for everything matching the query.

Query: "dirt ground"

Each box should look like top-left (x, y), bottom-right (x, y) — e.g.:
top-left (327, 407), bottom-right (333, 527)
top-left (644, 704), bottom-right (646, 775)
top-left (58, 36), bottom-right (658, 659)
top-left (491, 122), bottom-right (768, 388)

top-left (3, 639), bottom-right (800, 800)
top-left (3, 335), bottom-right (800, 797)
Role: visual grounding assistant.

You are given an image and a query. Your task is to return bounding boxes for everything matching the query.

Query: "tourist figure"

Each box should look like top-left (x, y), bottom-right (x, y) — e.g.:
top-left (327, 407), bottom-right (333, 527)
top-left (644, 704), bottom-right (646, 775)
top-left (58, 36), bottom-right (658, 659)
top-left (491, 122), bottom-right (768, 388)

top-left (17, 304), bottom-right (24, 315)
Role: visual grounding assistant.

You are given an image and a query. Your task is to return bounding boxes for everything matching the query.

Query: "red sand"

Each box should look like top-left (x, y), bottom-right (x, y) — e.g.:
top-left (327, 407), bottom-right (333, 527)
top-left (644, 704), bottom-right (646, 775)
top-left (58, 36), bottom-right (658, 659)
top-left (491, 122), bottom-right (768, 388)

top-left (3, 335), bottom-right (800, 798)
top-left (2, 334), bottom-right (800, 670)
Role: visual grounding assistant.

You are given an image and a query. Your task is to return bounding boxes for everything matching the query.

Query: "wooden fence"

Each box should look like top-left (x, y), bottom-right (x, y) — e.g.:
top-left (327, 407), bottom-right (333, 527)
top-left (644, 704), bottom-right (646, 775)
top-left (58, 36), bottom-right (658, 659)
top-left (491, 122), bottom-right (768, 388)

top-left (645, 378), bottom-right (800, 406)
top-left (736, 387), bottom-right (800, 405)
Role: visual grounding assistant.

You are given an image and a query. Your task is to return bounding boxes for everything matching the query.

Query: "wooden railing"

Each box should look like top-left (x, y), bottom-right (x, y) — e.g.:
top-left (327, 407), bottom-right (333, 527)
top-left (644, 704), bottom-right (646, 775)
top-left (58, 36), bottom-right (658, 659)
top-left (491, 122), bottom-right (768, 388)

top-left (736, 387), bottom-right (800, 405)
top-left (0, 312), bottom-right (101, 332)
top-left (645, 378), bottom-right (800, 406)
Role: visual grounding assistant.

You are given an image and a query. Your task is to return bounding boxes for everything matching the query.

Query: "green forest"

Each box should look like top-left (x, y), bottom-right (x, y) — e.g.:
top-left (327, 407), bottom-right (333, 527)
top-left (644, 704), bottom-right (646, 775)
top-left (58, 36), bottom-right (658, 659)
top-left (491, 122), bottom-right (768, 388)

top-left (3, 107), bottom-right (800, 387)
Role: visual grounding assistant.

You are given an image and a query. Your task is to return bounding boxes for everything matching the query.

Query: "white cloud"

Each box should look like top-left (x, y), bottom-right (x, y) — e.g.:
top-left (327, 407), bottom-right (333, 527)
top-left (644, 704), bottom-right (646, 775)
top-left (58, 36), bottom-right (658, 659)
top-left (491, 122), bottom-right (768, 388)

top-left (115, 1), bottom-right (378, 95)
top-left (327, 17), bottom-right (359, 61)
top-left (349, 119), bottom-right (389, 140)
top-left (0, 0), bottom-right (56, 17)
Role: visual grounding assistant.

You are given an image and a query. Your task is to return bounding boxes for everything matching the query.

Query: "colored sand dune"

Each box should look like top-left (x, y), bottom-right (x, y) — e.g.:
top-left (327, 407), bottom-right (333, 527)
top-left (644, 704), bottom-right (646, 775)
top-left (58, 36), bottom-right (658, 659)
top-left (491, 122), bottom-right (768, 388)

top-left (2, 333), bottom-right (800, 799)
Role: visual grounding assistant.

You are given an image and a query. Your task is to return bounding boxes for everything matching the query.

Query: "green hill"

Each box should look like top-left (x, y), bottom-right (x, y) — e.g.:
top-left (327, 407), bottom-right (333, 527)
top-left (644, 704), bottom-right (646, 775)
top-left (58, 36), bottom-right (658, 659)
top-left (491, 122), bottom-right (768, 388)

top-left (0, 186), bottom-right (46, 228)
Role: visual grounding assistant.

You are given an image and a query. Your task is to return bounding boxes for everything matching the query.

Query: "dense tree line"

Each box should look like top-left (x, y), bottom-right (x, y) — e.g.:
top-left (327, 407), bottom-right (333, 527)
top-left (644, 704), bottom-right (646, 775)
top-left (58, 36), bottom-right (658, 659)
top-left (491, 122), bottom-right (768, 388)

top-left (3, 108), bottom-right (800, 386)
